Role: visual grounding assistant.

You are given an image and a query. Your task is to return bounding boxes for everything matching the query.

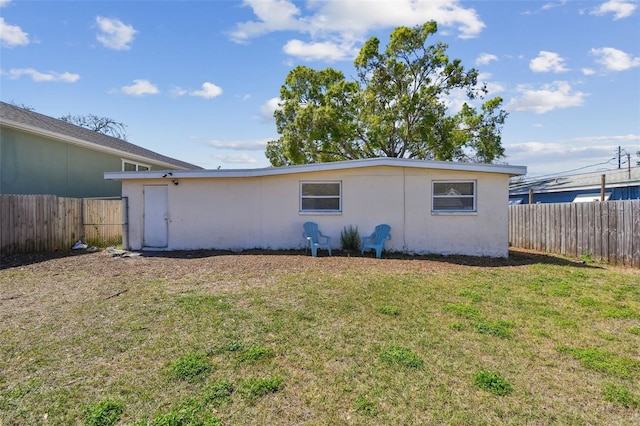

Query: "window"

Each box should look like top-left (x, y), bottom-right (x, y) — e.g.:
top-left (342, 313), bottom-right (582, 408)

top-left (122, 160), bottom-right (150, 171)
top-left (300, 181), bottom-right (341, 212)
top-left (432, 181), bottom-right (476, 212)
top-left (573, 192), bottom-right (610, 203)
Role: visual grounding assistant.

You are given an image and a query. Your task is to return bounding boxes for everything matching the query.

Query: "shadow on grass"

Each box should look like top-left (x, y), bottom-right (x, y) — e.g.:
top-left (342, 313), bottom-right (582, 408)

top-left (1, 247), bottom-right (603, 271)
top-left (0, 250), bottom-right (100, 270)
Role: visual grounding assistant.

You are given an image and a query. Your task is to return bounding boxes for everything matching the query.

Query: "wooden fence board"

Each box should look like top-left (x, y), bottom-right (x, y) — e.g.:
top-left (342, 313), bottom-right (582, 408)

top-left (0, 195), bottom-right (122, 256)
top-left (633, 203), bottom-right (640, 268)
top-left (509, 200), bottom-right (639, 268)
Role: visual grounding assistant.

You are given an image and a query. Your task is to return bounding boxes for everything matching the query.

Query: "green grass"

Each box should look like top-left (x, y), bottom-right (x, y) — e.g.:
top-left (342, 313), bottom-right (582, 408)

top-left (169, 352), bottom-right (214, 382)
top-left (379, 346), bottom-right (424, 369)
top-left (83, 399), bottom-right (124, 426)
top-left (1, 252), bottom-right (639, 425)
top-left (473, 371), bottom-right (513, 396)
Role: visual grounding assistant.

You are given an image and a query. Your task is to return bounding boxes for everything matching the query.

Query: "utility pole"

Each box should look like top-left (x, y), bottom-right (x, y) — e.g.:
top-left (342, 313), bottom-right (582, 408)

top-left (618, 145), bottom-right (621, 169)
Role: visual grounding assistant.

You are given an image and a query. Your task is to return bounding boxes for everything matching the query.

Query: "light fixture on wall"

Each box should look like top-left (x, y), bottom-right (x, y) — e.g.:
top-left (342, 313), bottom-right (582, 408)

top-left (172, 179), bottom-right (179, 186)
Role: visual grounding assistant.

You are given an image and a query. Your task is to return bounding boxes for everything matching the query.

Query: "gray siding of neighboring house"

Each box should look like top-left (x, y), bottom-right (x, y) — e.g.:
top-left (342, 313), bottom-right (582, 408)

top-left (1, 127), bottom-right (159, 197)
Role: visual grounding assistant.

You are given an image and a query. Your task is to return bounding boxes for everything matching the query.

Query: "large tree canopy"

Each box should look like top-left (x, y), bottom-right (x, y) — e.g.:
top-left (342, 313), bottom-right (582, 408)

top-left (266, 21), bottom-right (507, 167)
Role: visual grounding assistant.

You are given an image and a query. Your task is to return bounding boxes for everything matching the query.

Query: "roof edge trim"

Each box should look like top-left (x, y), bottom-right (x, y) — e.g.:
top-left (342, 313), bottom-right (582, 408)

top-left (105, 157), bottom-right (527, 180)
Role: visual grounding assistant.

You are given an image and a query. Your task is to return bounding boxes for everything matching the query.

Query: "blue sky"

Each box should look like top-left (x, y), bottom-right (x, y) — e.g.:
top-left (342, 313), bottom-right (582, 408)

top-left (1, 0), bottom-right (639, 178)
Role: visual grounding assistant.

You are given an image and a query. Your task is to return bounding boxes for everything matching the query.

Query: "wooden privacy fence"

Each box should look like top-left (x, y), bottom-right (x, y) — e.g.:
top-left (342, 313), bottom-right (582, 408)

top-left (509, 200), bottom-right (640, 268)
top-left (0, 194), bottom-right (124, 256)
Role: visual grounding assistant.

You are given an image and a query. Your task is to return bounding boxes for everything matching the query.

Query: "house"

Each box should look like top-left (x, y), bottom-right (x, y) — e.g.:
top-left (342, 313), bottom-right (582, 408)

top-left (105, 158), bottom-right (527, 258)
top-left (0, 101), bottom-right (202, 197)
top-left (509, 167), bottom-right (640, 204)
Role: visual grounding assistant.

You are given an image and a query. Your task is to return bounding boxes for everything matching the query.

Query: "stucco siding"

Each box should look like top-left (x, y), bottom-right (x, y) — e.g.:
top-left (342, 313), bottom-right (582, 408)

top-left (121, 165), bottom-right (511, 257)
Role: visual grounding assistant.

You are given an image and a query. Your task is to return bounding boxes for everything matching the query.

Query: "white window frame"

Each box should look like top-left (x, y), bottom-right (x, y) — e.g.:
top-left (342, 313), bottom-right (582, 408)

top-left (122, 160), bottom-right (151, 172)
top-left (300, 181), bottom-right (342, 214)
top-left (432, 180), bottom-right (477, 214)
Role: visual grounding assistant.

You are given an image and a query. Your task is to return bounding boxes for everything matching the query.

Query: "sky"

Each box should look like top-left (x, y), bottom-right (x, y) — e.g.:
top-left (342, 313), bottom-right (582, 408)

top-left (1, 0), bottom-right (639, 179)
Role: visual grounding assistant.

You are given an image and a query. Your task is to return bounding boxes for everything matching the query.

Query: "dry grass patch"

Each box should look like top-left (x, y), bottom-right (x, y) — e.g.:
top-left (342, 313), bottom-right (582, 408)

top-left (1, 249), bottom-right (639, 425)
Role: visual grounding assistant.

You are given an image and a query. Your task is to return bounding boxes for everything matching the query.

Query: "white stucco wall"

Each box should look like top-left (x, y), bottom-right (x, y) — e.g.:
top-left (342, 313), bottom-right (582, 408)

top-left (120, 165), bottom-right (511, 257)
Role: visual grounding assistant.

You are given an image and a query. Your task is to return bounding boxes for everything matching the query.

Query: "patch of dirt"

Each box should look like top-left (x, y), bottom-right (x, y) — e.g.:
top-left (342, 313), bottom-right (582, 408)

top-left (0, 246), bottom-right (610, 280)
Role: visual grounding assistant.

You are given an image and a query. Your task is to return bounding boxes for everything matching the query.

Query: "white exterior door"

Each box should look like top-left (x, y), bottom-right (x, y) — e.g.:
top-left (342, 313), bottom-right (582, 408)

top-left (143, 185), bottom-right (169, 248)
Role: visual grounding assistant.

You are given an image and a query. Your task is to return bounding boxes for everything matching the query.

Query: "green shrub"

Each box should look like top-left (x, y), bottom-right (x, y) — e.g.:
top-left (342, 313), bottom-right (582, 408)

top-left (84, 399), bottom-right (124, 426)
top-left (380, 346), bottom-right (424, 369)
top-left (169, 352), bottom-right (213, 382)
top-left (340, 225), bottom-right (361, 252)
top-left (473, 371), bottom-right (513, 396)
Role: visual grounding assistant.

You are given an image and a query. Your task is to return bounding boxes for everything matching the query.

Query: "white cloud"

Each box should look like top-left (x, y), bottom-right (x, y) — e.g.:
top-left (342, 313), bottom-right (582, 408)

top-left (590, 0), bottom-right (637, 20)
top-left (259, 97), bottom-right (281, 122)
top-left (475, 53), bottom-right (498, 66)
top-left (229, 0), bottom-right (305, 42)
top-left (120, 79), bottom-right (159, 96)
top-left (207, 138), bottom-right (269, 151)
top-left (590, 47), bottom-right (640, 71)
top-left (509, 81), bottom-right (587, 114)
top-left (189, 82), bottom-right (223, 99)
top-left (530, 51), bottom-right (569, 73)
top-left (214, 153), bottom-right (261, 165)
top-left (485, 81), bottom-right (506, 96)
top-left (582, 68), bottom-right (596, 75)
top-left (230, 0), bottom-right (485, 60)
top-left (96, 16), bottom-right (137, 50)
top-left (3, 68), bottom-right (79, 82)
top-left (0, 0), bottom-right (12, 7)
top-left (0, 17), bottom-right (29, 47)
top-left (541, 2), bottom-right (564, 11)
top-left (504, 137), bottom-right (640, 176)
top-left (170, 86), bottom-right (188, 97)
top-left (283, 39), bottom-right (357, 62)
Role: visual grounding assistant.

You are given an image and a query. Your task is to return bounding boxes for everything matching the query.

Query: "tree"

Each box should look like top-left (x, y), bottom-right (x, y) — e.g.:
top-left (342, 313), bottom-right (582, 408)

top-left (266, 21), bottom-right (507, 166)
top-left (59, 114), bottom-right (128, 140)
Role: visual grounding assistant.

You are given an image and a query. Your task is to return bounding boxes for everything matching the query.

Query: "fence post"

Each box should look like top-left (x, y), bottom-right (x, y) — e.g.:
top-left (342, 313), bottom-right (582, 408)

top-left (508, 200), bottom-right (638, 268)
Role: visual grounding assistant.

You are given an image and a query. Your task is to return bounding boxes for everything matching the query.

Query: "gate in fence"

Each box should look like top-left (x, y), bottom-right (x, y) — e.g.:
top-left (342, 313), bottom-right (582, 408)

top-left (0, 194), bottom-right (127, 256)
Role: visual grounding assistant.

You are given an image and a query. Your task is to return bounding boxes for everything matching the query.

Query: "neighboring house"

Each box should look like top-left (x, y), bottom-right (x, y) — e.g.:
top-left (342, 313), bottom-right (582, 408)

top-left (0, 101), bottom-right (202, 197)
top-left (105, 158), bottom-right (527, 257)
top-left (509, 167), bottom-right (640, 205)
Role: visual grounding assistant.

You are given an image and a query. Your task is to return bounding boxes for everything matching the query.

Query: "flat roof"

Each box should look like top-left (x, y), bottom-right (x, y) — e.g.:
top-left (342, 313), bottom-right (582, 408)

top-left (105, 157), bottom-right (527, 180)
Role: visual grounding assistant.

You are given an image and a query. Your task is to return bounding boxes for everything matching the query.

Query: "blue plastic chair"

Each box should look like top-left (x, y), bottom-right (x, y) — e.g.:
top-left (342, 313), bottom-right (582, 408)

top-left (303, 222), bottom-right (332, 257)
top-left (361, 224), bottom-right (391, 258)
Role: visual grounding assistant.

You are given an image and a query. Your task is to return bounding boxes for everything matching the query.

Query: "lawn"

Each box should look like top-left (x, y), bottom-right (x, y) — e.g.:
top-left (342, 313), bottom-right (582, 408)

top-left (1, 249), bottom-right (639, 425)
